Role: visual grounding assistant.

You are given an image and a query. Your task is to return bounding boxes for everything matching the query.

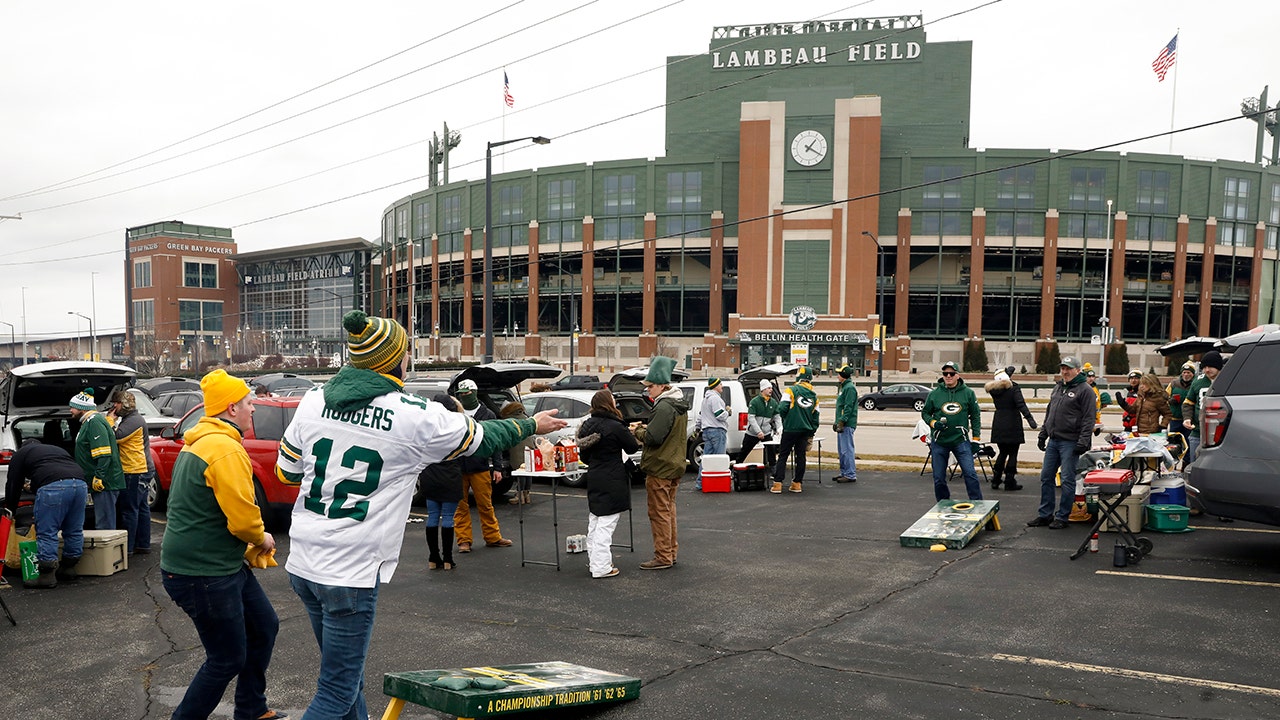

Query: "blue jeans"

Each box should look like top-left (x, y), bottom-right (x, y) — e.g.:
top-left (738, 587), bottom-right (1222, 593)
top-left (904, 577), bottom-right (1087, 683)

top-left (290, 573), bottom-right (381, 720)
top-left (698, 427), bottom-right (727, 489)
top-left (35, 479), bottom-right (87, 562)
top-left (1186, 435), bottom-right (1200, 466)
top-left (118, 472), bottom-right (147, 553)
top-left (931, 441), bottom-right (982, 501)
top-left (92, 489), bottom-right (119, 530)
top-left (1038, 439), bottom-right (1079, 522)
top-left (162, 565), bottom-right (279, 720)
top-left (132, 471), bottom-right (153, 550)
top-left (426, 500), bottom-right (458, 527)
top-left (836, 426), bottom-right (857, 479)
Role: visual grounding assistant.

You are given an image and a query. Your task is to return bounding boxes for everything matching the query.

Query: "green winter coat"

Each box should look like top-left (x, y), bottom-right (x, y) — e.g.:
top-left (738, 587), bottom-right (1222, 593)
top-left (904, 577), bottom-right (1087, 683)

top-left (778, 382), bottom-right (820, 433)
top-left (834, 379), bottom-right (859, 429)
top-left (636, 388), bottom-right (690, 480)
top-left (74, 410), bottom-right (125, 491)
top-left (1182, 372), bottom-right (1214, 438)
top-left (921, 379), bottom-right (981, 448)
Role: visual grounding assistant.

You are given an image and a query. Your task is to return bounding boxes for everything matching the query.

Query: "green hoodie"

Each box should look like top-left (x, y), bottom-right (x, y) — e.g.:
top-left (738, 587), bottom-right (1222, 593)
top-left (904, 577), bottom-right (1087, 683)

top-left (921, 378), bottom-right (981, 448)
top-left (322, 365), bottom-right (536, 456)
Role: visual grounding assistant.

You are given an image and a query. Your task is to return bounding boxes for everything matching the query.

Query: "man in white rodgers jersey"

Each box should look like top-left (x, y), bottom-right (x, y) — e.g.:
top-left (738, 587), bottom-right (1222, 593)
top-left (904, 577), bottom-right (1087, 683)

top-left (277, 310), bottom-right (566, 720)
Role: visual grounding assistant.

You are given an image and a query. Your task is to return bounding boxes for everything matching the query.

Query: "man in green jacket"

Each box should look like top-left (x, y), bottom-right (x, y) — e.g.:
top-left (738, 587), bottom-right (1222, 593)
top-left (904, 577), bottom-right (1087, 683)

top-left (69, 389), bottom-right (124, 530)
top-left (921, 361), bottom-right (983, 501)
top-left (771, 366), bottom-right (820, 494)
top-left (833, 364), bottom-right (859, 483)
top-left (633, 356), bottom-right (689, 570)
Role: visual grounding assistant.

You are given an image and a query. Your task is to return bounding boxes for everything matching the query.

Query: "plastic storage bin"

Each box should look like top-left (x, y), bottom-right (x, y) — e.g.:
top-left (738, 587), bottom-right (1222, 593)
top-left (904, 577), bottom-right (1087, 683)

top-left (1145, 504), bottom-right (1190, 532)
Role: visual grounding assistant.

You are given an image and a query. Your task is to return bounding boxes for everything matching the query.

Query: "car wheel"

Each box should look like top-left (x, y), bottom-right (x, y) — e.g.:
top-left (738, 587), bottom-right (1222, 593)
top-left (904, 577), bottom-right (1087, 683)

top-left (560, 471), bottom-right (587, 489)
top-left (913, 399), bottom-right (926, 412)
top-left (492, 472), bottom-right (515, 498)
top-left (861, 398), bottom-right (877, 411)
top-left (687, 438), bottom-right (704, 469)
top-left (254, 481), bottom-right (279, 532)
top-left (147, 475), bottom-right (167, 512)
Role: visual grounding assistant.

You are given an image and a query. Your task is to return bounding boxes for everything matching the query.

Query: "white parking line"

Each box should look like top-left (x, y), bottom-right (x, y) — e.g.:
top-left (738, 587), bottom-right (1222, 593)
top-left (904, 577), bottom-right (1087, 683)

top-left (990, 653), bottom-right (1280, 698)
top-left (1187, 525), bottom-right (1280, 534)
top-left (1095, 570), bottom-right (1280, 588)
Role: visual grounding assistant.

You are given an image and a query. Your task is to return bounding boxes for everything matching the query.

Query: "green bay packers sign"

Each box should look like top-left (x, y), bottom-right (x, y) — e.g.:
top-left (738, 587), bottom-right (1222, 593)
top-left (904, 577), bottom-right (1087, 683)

top-left (384, 661), bottom-right (640, 718)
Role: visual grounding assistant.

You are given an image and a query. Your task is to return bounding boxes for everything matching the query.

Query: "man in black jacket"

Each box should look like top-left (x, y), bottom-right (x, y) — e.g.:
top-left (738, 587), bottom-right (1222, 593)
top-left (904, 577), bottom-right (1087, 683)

top-left (1029, 356), bottom-right (1097, 529)
top-left (452, 380), bottom-right (513, 552)
top-left (3, 438), bottom-right (89, 588)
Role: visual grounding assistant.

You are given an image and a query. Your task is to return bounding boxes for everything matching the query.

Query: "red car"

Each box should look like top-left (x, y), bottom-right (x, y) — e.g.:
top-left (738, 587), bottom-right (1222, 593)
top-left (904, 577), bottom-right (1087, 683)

top-left (149, 396), bottom-right (302, 530)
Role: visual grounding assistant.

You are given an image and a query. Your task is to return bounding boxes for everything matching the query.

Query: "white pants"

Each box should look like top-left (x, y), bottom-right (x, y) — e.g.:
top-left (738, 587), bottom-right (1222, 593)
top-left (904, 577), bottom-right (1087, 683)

top-left (587, 512), bottom-right (621, 577)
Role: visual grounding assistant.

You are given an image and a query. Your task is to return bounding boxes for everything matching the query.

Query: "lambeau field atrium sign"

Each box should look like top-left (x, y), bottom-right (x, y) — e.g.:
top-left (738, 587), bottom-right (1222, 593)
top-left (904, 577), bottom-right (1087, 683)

top-left (711, 15), bottom-right (924, 69)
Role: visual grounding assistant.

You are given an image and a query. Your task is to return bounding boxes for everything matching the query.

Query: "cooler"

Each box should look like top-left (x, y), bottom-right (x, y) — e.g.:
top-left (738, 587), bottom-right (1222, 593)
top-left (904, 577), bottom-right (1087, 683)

top-left (79, 529), bottom-right (128, 576)
top-left (1149, 474), bottom-right (1187, 506)
top-left (701, 471), bottom-right (732, 493)
top-left (1101, 484), bottom-right (1149, 534)
top-left (731, 463), bottom-right (767, 491)
top-left (701, 454), bottom-right (731, 472)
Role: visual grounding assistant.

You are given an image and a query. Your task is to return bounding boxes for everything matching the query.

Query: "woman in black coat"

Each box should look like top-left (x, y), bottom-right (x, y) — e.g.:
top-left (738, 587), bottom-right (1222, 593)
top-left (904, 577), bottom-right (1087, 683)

top-left (984, 368), bottom-right (1037, 491)
top-left (576, 390), bottom-right (640, 579)
top-left (420, 394), bottom-right (465, 570)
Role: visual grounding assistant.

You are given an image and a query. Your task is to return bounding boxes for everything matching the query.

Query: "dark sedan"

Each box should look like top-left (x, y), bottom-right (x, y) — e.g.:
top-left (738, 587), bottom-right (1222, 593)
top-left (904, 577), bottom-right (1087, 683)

top-left (859, 382), bottom-right (932, 412)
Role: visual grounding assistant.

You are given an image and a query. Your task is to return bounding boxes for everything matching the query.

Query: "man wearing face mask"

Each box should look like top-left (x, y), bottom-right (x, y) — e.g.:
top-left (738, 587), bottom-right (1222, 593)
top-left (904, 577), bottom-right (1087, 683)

top-left (452, 379), bottom-right (512, 553)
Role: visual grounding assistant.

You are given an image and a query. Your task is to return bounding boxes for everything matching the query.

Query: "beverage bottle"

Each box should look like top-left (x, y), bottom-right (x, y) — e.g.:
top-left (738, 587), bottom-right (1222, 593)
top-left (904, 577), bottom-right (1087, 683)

top-left (1089, 533), bottom-right (1099, 553)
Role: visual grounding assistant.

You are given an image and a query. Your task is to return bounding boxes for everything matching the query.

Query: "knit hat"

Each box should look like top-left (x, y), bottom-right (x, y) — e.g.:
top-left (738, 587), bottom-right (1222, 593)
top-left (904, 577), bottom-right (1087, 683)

top-left (69, 389), bottom-right (96, 411)
top-left (759, 379), bottom-right (772, 392)
top-left (343, 310), bottom-right (409, 374)
top-left (1199, 350), bottom-right (1224, 370)
top-left (1181, 362), bottom-right (1196, 372)
top-left (644, 357), bottom-right (676, 385)
top-left (201, 369), bottom-right (251, 416)
top-left (1060, 356), bottom-right (1083, 370)
top-left (837, 364), bottom-right (854, 378)
top-left (1082, 362), bottom-right (1094, 371)
top-left (1004, 365), bottom-right (1016, 376)
top-left (1128, 370), bottom-right (1143, 378)
top-left (796, 367), bottom-right (813, 381)
top-left (993, 370), bottom-right (1010, 383)
top-left (707, 377), bottom-right (722, 390)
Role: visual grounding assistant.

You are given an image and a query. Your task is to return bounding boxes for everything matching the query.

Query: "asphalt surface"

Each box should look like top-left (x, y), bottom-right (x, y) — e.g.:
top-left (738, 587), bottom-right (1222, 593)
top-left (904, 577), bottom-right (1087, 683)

top-left (4, 467), bottom-right (1280, 719)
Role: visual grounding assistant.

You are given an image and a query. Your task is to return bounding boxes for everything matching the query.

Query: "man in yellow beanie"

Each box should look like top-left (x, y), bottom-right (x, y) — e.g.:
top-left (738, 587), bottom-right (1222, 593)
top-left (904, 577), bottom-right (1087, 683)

top-left (279, 310), bottom-right (567, 719)
top-left (160, 369), bottom-right (285, 720)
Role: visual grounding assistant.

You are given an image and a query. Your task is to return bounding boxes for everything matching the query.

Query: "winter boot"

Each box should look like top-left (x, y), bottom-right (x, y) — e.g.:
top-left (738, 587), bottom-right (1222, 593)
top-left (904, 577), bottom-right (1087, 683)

top-left (770, 482), bottom-right (783, 494)
top-left (990, 472), bottom-right (1003, 490)
top-left (441, 527), bottom-right (456, 570)
top-left (1003, 474), bottom-right (1023, 491)
top-left (25, 560), bottom-right (58, 589)
top-left (788, 482), bottom-right (803, 493)
top-left (55, 555), bottom-right (80, 583)
top-left (425, 525), bottom-right (442, 569)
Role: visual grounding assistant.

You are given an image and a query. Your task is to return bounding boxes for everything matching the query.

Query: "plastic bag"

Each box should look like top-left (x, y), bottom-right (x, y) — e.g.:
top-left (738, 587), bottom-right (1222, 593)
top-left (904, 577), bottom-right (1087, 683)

top-left (536, 437), bottom-right (555, 470)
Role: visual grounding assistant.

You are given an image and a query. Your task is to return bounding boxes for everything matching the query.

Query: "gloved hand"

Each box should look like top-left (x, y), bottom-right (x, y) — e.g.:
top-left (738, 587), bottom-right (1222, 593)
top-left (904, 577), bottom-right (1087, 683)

top-left (1028, 419), bottom-right (1038, 430)
top-left (833, 421), bottom-right (844, 432)
top-left (935, 416), bottom-right (948, 427)
top-left (1075, 443), bottom-right (1090, 456)
top-left (91, 477), bottom-right (105, 492)
top-left (1037, 436), bottom-right (1047, 452)
top-left (970, 441), bottom-right (982, 455)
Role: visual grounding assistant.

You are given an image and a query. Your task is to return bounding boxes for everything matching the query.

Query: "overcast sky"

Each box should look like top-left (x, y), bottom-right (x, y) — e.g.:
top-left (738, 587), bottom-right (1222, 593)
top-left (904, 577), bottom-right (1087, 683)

top-left (1, 0), bottom-right (1275, 343)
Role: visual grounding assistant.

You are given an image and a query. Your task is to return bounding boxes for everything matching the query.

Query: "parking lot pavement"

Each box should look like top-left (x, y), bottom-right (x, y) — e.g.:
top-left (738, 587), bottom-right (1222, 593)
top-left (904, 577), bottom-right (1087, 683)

top-left (5, 470), bottom-right (1280, 719)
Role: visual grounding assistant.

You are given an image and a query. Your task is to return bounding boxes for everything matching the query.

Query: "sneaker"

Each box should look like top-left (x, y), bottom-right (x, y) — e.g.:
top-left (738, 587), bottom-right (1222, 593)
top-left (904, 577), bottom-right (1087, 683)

top-left (1026, 516), bottom-right (1052, 527)
top-left (770, 482), bottom-right (783, 494)
top-left (1047, 519), bottom-right (1069, 530)
top-left (257, 712), bottom-right (289, 720)
top-left (593, 567), bottom-right (620, 579)
top-left (788, 482), bottom-right (802, 493)
top-left (639, 559), bottom-right (674, 570)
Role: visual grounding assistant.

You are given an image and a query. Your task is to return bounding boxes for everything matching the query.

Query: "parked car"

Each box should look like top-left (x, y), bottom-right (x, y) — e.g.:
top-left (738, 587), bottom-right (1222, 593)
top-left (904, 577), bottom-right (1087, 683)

top-left (858, 382), bottom-right (933, 412)
top-left (1188, 325), bottom-right (1280, 525)
top-left (152, 390), bottom-right (204, 422)
top-left (548, 374), bottom-right (606, 390)
top-left (150, 396), bottom-right (301, 530)
top-left (249, 372), bottom-right (316, 394)
top-left (126, 387), bottom-right (178, 436)
top-left (136, 376), bottom-right (201, 399)
top-left (0, 361), bottom-right (138, 505)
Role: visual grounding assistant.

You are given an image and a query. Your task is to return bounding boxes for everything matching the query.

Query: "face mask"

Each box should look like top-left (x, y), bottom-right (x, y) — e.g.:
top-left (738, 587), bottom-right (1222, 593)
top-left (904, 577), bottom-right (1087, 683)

top-left (457, 392), bottom-right (479, 411)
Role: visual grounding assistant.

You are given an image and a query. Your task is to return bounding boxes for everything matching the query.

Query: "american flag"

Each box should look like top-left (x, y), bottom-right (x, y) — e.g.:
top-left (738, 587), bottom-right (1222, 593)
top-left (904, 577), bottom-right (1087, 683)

top-left (1151, 34), bottom-right (1177, 82)
top-left (503, 71), bottom-right (514, 108)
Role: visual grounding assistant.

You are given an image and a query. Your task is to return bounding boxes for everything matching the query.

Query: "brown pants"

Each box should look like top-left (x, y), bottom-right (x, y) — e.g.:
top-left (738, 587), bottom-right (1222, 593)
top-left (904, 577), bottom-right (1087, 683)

top-left (454, 471), bottom-right (502, 545)
top-left (645, 475), bottom-right (680, 564)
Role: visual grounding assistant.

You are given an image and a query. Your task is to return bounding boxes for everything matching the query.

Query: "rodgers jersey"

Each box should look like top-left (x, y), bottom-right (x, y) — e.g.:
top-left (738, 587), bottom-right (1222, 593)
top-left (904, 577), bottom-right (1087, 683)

top-left (280, 387), bottom-right (482, 587)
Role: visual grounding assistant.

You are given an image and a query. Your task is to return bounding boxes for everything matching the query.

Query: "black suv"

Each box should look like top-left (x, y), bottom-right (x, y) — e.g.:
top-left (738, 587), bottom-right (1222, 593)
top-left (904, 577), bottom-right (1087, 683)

top-left (1188, 325), bottom-right (1280, 525)
top-left (549, 374), bottom-right (605, 390)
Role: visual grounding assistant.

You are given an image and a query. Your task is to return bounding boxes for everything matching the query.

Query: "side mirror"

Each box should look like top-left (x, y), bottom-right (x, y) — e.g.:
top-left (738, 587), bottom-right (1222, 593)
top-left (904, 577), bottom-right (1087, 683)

top-left (160, 425), bottom-right (177, 440)
top-left (160, 408), bottom-right (175, 417)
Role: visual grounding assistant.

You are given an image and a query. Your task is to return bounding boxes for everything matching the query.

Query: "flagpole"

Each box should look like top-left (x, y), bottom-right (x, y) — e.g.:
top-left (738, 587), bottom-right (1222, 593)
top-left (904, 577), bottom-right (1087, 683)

top-left (1168, 28), bottom-right (1179, 154)
top-left (501, 68), bottom-right (508, 173)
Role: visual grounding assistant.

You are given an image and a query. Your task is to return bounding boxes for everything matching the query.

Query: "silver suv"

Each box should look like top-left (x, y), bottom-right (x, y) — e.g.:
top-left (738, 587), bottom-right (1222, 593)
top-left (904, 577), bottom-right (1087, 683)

top-left (1188, 326), bottom-right (1280, 525)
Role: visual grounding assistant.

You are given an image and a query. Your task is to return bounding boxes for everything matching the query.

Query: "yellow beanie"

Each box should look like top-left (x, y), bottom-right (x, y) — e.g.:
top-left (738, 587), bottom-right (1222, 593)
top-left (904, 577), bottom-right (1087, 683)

top-left (201, 369), bottom-right (251, 416)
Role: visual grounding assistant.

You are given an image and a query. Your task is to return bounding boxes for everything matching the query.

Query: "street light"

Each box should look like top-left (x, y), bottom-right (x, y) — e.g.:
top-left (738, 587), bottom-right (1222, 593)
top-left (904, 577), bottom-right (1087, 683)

top-left (0, 320), bottom-right (13, 369)
top-left (90, 271), bottom-right (99, 361)
top-left (68, 312), bottom-right (93, 361)
top-left (485, 135), bottom-right (551, 363)
top-left (861, 231), bottom-right (887, 392)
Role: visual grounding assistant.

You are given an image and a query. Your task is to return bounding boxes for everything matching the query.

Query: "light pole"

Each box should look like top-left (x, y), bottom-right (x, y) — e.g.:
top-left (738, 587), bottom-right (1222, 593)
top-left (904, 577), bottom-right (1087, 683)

top-left (0, 320), bottom-right (13, 369)
top-left (21, 286), bottom-right (28, 365)
top-left (485, 135), bottom-right (551, 363)
top-left (1099, 199), bottom-right (1114, 370)
top-left (861, 231), bottom-right (887, 392)
top-left (90, 271), bottom-right (99, 361)
top-left (68, 312), bottom-right (93, 361)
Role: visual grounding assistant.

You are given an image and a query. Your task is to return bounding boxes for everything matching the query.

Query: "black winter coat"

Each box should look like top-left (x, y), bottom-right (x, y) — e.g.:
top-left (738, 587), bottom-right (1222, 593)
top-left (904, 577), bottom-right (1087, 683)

top-left (418, 459), bottom-right (464, 504)
top-left (984, 378), bottom-right (1036, 445)
top-left (460, 403), bottom-right (500, 474)
top-left (577, 411), bottom-right (640, 517)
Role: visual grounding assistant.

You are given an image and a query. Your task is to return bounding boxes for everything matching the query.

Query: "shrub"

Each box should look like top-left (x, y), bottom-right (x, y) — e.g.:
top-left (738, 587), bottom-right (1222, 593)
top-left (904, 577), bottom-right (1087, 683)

top-left (1035, 342), bottom-right (1061, 374)
top-left (962, 339), bottom-right (989, 373)
top-left (1104, 343), bottom-right (1130, 376)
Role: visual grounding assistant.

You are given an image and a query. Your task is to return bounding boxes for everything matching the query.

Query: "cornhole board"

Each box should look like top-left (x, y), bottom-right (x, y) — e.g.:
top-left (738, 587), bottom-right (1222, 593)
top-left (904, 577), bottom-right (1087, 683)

top-left (382, 661), bottom-right (640, 719)
top-left (900, 499), bottom-right (1001, 550)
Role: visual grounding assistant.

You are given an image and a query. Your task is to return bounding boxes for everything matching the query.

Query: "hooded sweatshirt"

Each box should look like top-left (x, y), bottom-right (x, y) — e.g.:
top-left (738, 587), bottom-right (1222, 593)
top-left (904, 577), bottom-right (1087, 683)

top-left (922, 378), bottom-right (981, 448)
top-left (779, 381), bottom-right (820, 433)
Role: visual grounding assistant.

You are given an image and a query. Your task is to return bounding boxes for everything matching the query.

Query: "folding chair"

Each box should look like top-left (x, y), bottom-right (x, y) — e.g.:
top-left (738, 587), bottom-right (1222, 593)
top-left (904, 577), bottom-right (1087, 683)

top-left (0, 509), bottom-right (18, 626)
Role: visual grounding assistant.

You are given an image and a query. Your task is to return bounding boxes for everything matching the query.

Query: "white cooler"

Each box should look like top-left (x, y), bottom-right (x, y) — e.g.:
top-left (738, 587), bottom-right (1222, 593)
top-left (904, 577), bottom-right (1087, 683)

top-left (79, 529), bottom-right (129, 576)
top-left (701, 454), bottom-right (731, 472)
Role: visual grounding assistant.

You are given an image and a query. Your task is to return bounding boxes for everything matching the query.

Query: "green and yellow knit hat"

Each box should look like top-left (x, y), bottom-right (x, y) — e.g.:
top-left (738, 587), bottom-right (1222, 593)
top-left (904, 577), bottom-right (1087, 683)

top-left (343, 310), bottom-right (409, 374)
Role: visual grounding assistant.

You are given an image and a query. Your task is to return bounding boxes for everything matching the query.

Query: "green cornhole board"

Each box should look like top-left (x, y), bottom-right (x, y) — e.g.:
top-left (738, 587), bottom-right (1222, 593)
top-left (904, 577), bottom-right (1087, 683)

top-left (383, 661), bottom-right (640, 719)
top-left (900, 499), bottom-right (1001, 550)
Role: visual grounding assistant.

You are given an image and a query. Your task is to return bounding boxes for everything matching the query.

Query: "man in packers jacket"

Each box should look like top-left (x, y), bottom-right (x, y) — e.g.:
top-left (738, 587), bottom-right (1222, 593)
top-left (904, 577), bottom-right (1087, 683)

top-left (279, 311), bottom-right (566, 719)
top-left (69, 389), bottom-right (124, 530)
top-left (921, 361), bottom-right (983, 502)
top-left (770, 367), bottom-right (820, 494)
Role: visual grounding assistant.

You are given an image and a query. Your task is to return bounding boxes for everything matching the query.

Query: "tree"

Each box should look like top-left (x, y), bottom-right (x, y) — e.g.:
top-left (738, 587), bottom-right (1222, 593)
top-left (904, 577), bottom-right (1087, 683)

top-left (963, 339), bottom-right (989, 372)
top-left (1035, 342), bottom-right (1061, 374)
top-left (1104, 343), bottom-right (1130, 376)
